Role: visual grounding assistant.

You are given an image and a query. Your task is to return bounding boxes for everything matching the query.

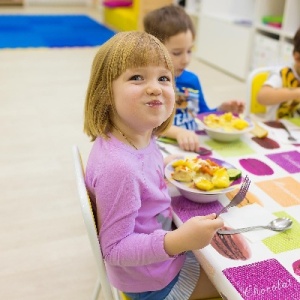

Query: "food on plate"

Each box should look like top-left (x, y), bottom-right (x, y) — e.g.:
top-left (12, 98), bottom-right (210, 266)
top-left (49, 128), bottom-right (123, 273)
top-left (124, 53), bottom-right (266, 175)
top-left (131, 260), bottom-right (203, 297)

top-left (172, 166), bottom-right (195, 182)
top-left (211, 227), bottom-right (252, 260)
top-left (194, 177), bottom-right (214, 191)
top-left (171, 157), bottom-right (241, 191)
top-left (227, 168), bottom-right (242, 180)
top-left (203, 112), bottom-right (249, 131)
top-left (211, 168), bottom-right (230, 188)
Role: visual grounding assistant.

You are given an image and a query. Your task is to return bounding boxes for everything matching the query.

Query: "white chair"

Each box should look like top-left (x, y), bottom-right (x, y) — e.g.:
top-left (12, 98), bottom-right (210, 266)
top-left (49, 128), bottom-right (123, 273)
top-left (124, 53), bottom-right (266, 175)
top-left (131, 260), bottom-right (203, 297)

top-left (72, 145), bottom-right (128, 300)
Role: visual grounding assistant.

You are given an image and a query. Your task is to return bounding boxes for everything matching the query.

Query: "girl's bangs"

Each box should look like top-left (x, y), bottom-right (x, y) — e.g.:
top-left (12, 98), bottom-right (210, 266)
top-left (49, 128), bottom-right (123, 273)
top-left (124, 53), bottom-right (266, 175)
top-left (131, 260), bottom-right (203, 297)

top-left (128, 46), bottom-right (171, 69)
top-left (114, 37), bottom-right (173, 76)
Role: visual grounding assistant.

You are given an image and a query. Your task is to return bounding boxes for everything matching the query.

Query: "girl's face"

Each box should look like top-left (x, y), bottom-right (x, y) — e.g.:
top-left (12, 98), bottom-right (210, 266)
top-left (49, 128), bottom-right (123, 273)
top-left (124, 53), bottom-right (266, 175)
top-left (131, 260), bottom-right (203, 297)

top-left (112, 65), bottom-right (175, 134)
top-left (163, 30), bottom-right (194, 77)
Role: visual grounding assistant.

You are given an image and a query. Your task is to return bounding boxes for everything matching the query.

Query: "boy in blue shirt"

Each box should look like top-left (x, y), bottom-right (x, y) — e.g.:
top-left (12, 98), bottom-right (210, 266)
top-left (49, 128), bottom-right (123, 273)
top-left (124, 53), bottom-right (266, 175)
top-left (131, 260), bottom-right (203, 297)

top-left (144, 5), bottom-right (244, 151)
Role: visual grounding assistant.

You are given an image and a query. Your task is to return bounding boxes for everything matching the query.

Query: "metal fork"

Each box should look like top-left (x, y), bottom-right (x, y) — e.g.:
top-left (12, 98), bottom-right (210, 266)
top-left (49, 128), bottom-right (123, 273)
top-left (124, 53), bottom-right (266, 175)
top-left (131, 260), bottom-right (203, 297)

top-left (215, 175), bottom-right (251, 218)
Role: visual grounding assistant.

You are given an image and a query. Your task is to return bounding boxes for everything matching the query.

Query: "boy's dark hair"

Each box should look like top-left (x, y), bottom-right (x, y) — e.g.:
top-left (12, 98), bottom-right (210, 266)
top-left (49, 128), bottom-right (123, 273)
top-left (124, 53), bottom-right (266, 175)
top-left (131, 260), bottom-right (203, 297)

top-left (294, 27), bottom-right (300, 53)
top-left (143, 5), bottom-right (195, 43)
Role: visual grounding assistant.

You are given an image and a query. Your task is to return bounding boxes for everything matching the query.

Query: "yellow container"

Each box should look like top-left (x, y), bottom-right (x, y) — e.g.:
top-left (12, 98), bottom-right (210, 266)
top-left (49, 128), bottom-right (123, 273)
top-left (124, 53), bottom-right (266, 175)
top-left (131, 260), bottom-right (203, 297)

top-left (103, 0), bottom-right (173, 32)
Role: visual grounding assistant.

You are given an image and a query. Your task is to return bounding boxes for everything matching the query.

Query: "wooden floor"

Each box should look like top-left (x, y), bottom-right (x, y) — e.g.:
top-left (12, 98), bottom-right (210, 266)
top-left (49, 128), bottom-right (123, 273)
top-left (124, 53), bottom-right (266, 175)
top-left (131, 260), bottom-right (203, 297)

top-left (0, 5), bottom-right (246, 300)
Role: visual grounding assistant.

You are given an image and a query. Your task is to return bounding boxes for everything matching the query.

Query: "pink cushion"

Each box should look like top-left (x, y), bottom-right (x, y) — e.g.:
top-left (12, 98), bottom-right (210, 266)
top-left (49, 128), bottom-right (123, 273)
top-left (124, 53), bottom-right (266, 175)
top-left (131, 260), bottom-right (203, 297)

top-left (103, 0), bottom-right (132, 7)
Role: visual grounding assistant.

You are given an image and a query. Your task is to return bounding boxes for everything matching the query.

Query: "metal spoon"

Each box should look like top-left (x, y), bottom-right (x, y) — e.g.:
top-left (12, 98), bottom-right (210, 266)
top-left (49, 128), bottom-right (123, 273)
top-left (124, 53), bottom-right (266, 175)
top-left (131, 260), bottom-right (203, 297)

top-left (282, 123), bottom-right (297, 142)
top-left (217, 217), bottom-right (293, 235)
top-left (264, 120), bottom-right (297, 142)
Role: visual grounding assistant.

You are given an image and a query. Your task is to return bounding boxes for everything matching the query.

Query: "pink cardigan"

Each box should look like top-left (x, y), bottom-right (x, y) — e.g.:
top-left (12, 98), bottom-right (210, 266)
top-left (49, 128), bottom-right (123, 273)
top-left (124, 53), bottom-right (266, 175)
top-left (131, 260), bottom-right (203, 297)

top-left (85, 135), bottom-right (185, 292)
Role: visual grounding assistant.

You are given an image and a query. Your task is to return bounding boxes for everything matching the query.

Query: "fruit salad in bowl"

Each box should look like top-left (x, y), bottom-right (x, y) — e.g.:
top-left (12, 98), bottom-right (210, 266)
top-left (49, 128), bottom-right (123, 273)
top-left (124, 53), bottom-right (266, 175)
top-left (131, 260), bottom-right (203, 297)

top-left (197, 112), bottom-right (254, 142)
top-left (165, 156), bottom-right (242, 203)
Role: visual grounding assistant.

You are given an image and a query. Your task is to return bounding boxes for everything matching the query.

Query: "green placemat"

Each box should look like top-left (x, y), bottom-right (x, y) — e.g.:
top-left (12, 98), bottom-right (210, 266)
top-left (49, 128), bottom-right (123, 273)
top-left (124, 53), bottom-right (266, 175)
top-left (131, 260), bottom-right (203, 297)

top-left (205, 139), bottom-right (255, 158)
top-left (157, 137), bottom-right (177, 145)
top-left (263, 211), bottom-right (300, 254)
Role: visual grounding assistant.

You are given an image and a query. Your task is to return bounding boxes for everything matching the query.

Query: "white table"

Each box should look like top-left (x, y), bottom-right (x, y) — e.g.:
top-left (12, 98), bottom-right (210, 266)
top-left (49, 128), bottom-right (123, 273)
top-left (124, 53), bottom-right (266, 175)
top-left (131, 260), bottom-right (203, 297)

top-left (160, 119), bottom-right (300, 300)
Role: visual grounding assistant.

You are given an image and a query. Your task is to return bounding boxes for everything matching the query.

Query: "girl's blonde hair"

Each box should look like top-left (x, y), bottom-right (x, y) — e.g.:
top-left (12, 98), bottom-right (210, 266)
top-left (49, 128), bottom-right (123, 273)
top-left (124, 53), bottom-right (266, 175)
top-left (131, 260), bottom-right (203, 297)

top-left (84, 31), bottom-right (175, 141)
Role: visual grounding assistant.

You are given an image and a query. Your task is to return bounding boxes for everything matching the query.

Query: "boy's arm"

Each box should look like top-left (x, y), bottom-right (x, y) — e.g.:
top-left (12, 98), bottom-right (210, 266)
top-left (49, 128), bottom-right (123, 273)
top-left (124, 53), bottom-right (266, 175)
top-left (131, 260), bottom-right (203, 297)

top-left (257, 85), bottom-right (300, 105)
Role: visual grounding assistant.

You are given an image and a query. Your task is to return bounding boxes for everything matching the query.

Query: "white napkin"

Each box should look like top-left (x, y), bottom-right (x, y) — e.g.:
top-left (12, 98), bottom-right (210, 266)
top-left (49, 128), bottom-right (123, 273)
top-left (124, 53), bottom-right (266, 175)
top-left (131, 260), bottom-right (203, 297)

top-left (221, 203), bottom-right (279, 243)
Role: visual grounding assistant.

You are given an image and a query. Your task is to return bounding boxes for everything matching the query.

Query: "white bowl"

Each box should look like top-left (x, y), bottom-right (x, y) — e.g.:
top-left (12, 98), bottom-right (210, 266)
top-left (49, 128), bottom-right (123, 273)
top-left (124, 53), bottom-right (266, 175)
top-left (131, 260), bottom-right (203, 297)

top-left (165, 156), bottom-right (242, 203)
top-left (197, 112), bottom-right (254, 142)
top-left (176, 188), bottom-right (220, 203)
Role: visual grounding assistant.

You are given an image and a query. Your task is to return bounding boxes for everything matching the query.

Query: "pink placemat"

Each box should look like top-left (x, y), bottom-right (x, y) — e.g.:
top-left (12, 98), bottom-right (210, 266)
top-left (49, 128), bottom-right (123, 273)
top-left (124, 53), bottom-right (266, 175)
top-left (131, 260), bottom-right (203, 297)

top-left (239, 158), bottom-right (274, 175)
top-left (223, 258), bottom-right (300, 299)
top-left (266, 150), bottom-right (300, 173)
top-left (252, 136), bottom-right (280, 149)
top-left (171, 195), bottom-right (223, 222)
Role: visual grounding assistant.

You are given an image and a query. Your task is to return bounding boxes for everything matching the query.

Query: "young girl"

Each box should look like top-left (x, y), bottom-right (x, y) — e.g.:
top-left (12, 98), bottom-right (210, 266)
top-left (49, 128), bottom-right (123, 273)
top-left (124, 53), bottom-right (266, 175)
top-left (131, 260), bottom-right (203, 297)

top-left (84, 31), bottom-right (223, 300)
top-left (144, 5), bottom-right (245, 152)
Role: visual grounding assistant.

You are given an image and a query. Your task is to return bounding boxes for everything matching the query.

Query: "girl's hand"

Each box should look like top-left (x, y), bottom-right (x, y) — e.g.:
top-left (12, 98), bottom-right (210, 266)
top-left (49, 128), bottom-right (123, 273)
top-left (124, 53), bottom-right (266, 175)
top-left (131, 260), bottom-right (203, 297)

top-left (218, 100), bottom-right (245, 114)
top-left (164, 214), bottom-right (224, 256)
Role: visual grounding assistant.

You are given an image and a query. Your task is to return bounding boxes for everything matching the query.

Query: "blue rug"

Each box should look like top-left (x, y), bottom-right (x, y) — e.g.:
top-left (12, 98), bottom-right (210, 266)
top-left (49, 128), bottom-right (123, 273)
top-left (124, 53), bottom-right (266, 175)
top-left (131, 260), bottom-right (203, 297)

top-left (0, 14), bottom-right (116, 49)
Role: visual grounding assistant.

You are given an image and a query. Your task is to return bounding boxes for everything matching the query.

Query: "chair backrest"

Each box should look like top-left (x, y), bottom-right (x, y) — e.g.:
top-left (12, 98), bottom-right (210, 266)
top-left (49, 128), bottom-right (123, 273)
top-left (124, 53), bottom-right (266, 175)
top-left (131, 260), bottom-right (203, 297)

top-left (72, 145), bottom-right (120, 300)
top-left (245, 66), bottom-right (278, 116)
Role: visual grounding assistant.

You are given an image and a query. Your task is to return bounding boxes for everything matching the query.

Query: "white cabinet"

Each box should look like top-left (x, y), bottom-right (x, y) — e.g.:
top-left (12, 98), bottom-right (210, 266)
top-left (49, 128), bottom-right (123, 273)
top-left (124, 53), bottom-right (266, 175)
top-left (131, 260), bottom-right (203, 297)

top-left (197, 15), bottom-right (253, 80)
top-left (281, 40), bottom-right (294, 65)
top-left (188, 0), bottom-right (300, 80)
top-left (251, 0), bottom-right (300, 69)
top-left (251, 32), bottom-right (280, 69)
top-left (194, 0), bottom-right (255, 80)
